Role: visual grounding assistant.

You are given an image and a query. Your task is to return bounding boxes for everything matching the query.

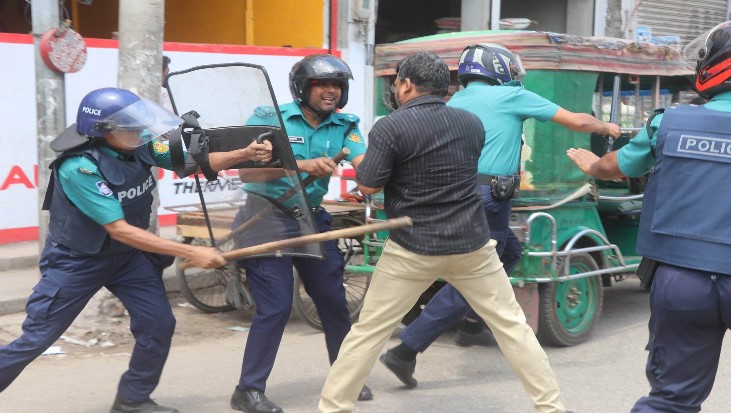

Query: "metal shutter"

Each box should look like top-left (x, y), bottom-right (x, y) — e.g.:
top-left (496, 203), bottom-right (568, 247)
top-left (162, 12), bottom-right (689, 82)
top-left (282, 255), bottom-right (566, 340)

top-left (637, 0), bottom-right (728, 46)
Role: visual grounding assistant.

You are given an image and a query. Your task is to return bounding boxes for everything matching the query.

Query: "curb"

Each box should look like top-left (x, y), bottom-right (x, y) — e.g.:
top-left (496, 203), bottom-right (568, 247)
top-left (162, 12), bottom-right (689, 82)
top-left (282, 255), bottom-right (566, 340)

top-left (0, 297), bottom-right (27, 316)
top-left (0, 256), bottom-right (39, 272)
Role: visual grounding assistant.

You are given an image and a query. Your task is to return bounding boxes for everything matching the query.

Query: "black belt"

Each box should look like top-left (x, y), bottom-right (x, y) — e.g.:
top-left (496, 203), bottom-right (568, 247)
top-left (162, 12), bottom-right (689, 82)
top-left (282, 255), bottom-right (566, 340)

top-left (477, 174), bottom-right (498, 185)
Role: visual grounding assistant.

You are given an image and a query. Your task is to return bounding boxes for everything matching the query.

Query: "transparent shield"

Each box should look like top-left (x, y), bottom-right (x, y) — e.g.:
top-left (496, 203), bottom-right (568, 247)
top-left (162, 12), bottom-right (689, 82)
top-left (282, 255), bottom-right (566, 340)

top-left (165, 63), bottom-right (322, 259)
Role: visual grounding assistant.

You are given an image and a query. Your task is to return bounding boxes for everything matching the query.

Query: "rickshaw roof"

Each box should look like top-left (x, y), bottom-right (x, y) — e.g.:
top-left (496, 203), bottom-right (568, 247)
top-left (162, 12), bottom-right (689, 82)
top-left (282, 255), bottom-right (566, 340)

top-left (375, 30), bottom-right (694, 77)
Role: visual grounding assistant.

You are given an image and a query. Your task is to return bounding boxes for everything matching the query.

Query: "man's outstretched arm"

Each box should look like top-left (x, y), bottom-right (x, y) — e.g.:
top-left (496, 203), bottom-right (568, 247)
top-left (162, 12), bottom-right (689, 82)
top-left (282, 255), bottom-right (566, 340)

top-left (566, 148), bottom-right (624, 180)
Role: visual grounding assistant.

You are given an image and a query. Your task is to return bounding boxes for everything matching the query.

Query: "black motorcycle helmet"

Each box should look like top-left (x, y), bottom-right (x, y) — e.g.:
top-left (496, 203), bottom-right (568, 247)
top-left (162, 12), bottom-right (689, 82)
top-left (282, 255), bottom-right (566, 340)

top-left (684, 21), bottom-right (731, 99)
top-left (289, 54), bottom-right (353, 109)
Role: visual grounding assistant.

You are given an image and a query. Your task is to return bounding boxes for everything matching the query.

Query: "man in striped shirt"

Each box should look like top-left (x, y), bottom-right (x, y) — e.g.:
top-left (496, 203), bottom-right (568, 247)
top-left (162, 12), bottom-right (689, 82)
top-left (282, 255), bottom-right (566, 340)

top-left (317, 51), bottom-right (571, 413)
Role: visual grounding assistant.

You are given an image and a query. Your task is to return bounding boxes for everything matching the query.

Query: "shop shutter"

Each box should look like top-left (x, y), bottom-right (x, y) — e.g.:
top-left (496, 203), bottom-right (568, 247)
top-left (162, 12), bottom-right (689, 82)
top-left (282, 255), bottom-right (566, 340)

top-left (637, 0), bottom-right (728, 46)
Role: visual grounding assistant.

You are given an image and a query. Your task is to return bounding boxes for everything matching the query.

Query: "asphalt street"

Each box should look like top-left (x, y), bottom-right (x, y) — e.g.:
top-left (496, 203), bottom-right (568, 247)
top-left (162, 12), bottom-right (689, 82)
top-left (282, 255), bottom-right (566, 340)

top-left (1, 278), bottom-right (730, 413)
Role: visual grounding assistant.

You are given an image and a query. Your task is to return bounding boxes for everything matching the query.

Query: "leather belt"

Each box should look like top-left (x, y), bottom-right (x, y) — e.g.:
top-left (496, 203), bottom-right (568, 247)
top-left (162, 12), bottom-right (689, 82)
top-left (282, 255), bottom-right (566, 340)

top-left (477, 174), bottom-right (498, 185)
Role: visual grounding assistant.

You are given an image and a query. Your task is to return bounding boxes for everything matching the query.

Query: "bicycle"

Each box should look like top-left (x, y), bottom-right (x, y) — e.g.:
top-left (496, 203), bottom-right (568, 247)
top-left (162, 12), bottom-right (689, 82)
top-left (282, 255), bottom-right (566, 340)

top-left (174, 202), bottom-right (372, 331)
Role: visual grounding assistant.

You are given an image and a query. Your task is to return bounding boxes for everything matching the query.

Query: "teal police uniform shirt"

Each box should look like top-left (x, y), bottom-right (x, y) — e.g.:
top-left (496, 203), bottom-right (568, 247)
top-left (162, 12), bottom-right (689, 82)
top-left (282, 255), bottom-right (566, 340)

top-left (617, 90), bottom-right (731, 177)
top-left (447, 81), bottom-right (560, 176)
top-left (58, 141), bottom-right (174, 225)
top-left (247, 102), bottom-right (366, 207)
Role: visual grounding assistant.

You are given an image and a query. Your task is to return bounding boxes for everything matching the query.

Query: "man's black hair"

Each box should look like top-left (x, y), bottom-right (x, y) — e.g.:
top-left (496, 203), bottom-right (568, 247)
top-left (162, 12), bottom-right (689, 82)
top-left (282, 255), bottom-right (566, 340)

top-left (396, 51), bottom-right (449, 96)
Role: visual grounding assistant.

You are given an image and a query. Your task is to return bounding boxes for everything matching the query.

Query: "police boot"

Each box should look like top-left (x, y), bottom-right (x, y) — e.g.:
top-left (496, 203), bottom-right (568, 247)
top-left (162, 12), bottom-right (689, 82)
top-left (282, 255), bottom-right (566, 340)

top-left (110, 394), bottom-right (180, 413)
top-left (231, 388), bottom-right (284, 413)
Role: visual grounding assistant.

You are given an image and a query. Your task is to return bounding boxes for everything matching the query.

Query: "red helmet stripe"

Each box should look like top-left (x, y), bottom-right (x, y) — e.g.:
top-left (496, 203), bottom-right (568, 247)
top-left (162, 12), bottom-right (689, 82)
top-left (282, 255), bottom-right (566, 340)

top-left (696, 56), bottom-right (731, 92)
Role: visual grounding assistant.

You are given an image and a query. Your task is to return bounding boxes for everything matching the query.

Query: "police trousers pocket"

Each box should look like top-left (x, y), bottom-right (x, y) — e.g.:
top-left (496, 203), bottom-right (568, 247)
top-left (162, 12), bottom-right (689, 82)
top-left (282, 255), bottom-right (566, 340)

top-left (491, 175), bottom-right (520, 200)
top-left (145, 252), bottom-right (176, 272)
top-left (27, 278), bottom-right (60, 321)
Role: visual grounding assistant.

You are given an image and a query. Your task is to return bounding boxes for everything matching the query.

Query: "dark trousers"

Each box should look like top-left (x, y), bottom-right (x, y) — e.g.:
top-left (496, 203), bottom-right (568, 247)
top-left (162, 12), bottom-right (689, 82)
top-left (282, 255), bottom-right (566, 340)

top-left (400, 185), bottom-right (521, 352)
top-left (631, 264), bottom-right (731, 413)
top-left (237, 210), bottom-right (351, 392)
top-left (0, 238), bottom-right (176, 400)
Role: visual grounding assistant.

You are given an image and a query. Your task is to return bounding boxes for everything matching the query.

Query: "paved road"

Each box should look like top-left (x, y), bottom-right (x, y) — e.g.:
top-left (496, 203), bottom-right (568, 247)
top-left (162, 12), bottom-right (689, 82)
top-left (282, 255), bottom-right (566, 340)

top-left (1, 278), bottom-right (730, 413)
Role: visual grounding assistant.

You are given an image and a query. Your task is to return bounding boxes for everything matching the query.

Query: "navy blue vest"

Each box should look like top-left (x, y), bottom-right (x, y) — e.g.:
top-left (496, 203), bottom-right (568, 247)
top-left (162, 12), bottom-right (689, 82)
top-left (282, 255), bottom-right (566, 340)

top-left (637, 104), bottom-right (731, 275)
top-left (45, 143), bottom-right (157, 256)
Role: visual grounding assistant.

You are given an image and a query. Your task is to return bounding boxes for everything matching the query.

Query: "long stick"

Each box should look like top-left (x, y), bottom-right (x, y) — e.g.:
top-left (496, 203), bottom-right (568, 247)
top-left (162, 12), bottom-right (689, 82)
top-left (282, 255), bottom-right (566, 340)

top-left (179, 216), bottom-right (412, 269)
top-left (511, 183), bottom-right (593, 211)
top-left (215, 148), bottom-right (350, 246)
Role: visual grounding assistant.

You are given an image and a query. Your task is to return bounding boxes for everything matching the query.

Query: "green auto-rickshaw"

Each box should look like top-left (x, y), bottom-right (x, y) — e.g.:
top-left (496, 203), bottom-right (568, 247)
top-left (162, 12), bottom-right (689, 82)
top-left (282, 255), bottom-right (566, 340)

top-left (363, 30), bottom-right (695, 346)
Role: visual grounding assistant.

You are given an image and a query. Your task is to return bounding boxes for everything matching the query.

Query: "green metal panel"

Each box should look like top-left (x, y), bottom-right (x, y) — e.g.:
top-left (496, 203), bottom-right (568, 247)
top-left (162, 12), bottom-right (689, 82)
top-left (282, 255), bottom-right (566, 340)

top-left (514, 203), bottom-right (606, 280)
top-left (520, 70), bottom-right (599, 201)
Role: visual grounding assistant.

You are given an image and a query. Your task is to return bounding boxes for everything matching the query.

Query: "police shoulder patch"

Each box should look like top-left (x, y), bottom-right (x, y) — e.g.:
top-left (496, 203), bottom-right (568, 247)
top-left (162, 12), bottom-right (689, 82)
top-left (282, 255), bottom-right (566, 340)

top-left (153, 141), bottom-right (169, 154)
top-left (95, 181), bottom-right (113, 197)
top-left (254, 105), bottom-right (277, 118)
top-left (348, 133), bottom-right (363, 144)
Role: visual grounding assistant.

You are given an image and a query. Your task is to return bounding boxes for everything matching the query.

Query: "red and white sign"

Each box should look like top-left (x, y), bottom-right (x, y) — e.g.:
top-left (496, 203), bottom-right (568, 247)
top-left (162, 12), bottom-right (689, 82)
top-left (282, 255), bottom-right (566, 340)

top-left (0, 33), bottom-right (367, 244)
top-left (39, 27), bottom-right (87, 73)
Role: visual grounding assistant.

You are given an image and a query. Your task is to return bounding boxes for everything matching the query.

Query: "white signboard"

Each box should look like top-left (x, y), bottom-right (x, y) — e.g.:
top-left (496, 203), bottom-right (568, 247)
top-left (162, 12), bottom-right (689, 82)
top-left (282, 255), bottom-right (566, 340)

top-left (0, 34), bottom-right (361, 243)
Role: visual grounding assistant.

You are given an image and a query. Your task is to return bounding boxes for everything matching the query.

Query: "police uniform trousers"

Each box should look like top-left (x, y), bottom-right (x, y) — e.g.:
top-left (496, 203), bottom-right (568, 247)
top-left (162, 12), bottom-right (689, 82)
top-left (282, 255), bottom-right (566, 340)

top-left (0, 237), bottom-right (176, 400)
top-left (400, 184), bottom-right (522, 352)
top-left (318, 239), bottom-right (564, 413)
top-left (631, 264), bottom-right (731, 413)
top-left (237, 209), bottom-right (351, 392)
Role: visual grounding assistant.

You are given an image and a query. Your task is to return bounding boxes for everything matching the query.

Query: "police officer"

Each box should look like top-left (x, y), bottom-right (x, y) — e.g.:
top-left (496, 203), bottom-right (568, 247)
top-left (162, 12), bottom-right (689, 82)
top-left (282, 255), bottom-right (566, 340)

top-left (230, 54), bottom-right (370, 413)
top-left (380, 43), bottom-right (619, 386)
top-left (0, 87), bottom-right (270, 413)
top-left (567, 21), bottom-right (731, 412)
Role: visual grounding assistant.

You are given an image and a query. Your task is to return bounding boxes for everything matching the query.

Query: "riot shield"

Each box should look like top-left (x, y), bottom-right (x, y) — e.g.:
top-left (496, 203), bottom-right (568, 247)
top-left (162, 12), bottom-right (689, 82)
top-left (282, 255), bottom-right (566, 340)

top-left (165, 63), bottom-right (322, 259)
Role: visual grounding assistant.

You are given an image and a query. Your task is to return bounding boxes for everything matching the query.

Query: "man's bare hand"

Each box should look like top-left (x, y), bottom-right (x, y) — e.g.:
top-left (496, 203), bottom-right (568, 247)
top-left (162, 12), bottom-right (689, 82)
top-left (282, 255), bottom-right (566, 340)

top-left (186, 246), bottom-right (227, 269)
top-left (604, 122), bottom-right (621, 138)
top-left (299, 157), bottom-right (337, 177)
top-left (566, 148), bottom-right (601, 176)
top-left (246, 140), bottom-right (273, 163)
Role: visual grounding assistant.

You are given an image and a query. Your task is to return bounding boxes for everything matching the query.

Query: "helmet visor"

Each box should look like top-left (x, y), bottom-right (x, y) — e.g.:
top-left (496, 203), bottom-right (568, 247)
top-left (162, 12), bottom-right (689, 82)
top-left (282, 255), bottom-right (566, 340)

top-left (509, 54), bottom-right (526, 81)
top-left (684, 21), bottom-right (731, 62)
top-left (103, 98), bottom-right (183, 147)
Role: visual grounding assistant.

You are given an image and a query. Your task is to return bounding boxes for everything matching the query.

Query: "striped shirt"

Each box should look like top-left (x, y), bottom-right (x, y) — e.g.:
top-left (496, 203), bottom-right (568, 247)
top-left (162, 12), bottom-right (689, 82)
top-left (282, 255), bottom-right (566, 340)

top-left (356, 95), bottom-right (490, 255)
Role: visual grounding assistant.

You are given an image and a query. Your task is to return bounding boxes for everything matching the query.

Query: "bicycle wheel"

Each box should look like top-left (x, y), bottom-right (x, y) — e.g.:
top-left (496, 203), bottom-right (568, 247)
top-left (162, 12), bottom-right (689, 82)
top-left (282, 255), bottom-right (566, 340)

top-left (177, 236), bottom-right (252, 313)
top-left (292, 235), bottom-right (371, 331)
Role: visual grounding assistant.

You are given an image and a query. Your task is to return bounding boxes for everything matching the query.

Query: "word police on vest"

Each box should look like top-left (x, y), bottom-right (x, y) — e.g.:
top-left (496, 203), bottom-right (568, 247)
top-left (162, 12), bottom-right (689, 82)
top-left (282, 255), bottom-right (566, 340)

top-left (81, 106), bottom-right (102, 116)
top-left (117, 175), bottom-right (155, 202)
top-left (678, 135), bottom-right (731, 157)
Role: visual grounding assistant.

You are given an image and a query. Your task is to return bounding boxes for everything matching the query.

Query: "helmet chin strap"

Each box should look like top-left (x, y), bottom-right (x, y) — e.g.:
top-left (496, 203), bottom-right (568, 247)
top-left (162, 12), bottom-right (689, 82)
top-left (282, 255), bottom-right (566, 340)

top-left (301, 100), bottom-right (333, 120)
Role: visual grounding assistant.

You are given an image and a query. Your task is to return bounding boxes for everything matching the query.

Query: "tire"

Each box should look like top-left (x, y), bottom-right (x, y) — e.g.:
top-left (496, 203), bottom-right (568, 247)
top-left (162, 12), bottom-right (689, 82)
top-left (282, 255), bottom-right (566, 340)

top-left (292, 233), bottom-right (371, 331)
top-left (537, 252), bottom-right (604, 347)
top-left (177, 237), bottom-right (252, 313)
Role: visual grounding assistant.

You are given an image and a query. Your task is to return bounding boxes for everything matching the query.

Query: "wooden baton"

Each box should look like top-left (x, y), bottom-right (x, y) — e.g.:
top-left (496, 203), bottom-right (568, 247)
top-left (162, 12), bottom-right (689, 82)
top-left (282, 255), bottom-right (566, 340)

top-left (214, 147), bottom-right (351, 246)
top-left (179, 216), bottom-right (411, 270)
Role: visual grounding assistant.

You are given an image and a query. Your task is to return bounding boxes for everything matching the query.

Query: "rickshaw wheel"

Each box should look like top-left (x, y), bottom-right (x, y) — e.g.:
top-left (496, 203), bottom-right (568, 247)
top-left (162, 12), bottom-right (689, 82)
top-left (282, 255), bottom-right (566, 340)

top-left (292, 216), bottom-right (371, 331)
top-left (177, 236), bottom-right (249, 313)
top-left (292, 236), bottom-right (371, 331)
top-left (537, 252), bottom-right (604, 347)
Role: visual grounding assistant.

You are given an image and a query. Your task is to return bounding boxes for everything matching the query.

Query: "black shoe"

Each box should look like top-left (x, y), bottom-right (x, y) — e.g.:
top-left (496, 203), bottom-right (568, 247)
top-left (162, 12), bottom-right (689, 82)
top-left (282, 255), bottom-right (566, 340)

top-left (379, 349), bottom-right (417, 388)
top-left (357, 384), bottom-right (373, 401)
top-left (230, 388), bottom-right (284, 413)
top-left (110, 395), bottom-right (180, 413)
top-left (455, 328), bottom-right (496, 347)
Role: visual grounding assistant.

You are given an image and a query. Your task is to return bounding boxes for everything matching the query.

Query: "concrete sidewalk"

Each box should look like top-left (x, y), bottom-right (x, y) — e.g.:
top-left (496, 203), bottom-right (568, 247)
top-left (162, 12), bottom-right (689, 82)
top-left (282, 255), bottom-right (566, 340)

top-left (0, 226), bottom-right (180, 316)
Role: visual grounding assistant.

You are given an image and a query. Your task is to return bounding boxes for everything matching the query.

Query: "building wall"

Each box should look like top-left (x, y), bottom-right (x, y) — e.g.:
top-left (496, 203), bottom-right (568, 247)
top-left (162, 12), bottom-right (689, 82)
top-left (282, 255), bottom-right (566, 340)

top-left (501, 0), bottom-right (568, 33)
top-left (164, 0), bottom-right (248, 45)
top-left (3, 1), bottom-right (326, 48)
top-left (254, 0), bottom-right (324, 47)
